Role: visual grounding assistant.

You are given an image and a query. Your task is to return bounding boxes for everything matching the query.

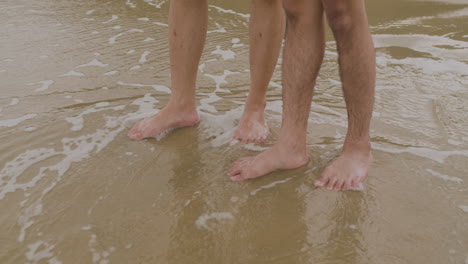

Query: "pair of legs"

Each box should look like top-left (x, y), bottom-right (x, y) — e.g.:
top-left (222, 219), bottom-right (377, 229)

top-left (129, 0), bottom-right (375, 191)
top-left (128, 0), bottom-right (285, 143)
top-left (229, 0), bottom-right (375, 191)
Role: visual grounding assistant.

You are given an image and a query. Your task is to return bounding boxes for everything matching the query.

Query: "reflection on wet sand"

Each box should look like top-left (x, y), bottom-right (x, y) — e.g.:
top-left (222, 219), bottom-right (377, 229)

top-left (1, 0), bottom-right (468, 263)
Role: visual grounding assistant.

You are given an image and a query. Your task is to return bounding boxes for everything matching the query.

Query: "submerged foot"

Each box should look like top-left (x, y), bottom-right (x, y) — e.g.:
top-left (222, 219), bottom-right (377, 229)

top-left (127, 106), bottom-right (199, 140)
top-left (314, 143), bottom-right (372, 191)
top-left (232, 110), bottom-right (269, 144)
top-left (228, 146), bottom-right (309, 181)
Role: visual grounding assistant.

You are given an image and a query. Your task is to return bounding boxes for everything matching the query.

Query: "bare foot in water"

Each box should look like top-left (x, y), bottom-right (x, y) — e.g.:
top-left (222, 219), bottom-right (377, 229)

top-left (127, 105), bottom-right (199, 140)
top-left (232, 110), bottom-right (269, 144)
top-left (228, 145), bottom-right (309, 181)
top-left (314, 143), bottom-right (372, 191)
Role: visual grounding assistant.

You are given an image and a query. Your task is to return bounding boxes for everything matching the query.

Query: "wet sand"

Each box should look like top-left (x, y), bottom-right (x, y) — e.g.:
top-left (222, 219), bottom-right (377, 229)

top-left (1, 0), bottom-right (468, 263)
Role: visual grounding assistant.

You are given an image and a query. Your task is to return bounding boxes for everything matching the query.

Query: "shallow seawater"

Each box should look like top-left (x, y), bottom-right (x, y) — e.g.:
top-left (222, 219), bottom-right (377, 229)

top-left (1, 0), bottom-right (468, 263)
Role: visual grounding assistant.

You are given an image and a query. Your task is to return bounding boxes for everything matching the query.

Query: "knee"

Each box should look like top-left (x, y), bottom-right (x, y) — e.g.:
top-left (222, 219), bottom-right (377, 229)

top-left (282, 0), bottom-right (306, 21)
top-left (324, 2), bottom-right (353, 33)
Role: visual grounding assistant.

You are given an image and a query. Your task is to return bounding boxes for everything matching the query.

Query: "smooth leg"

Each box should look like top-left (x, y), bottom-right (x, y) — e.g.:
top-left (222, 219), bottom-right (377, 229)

top-left (315, 0), bottom-right (375, 190)
top-left (128, 0), bottom-right (207, 140)
top-left (229, 0), bottom-right (325, 181)
top-left (232, 0), bottom-right (285, 143)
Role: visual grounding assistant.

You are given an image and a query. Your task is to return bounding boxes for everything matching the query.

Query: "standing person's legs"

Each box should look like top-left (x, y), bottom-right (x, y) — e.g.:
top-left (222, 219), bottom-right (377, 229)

top-left (232, 0), bottom-right (285, 143)
top-left (314, 0), bottom-right (375, 190)
top-left (128, 0), bottom-right (208, 140)
top-left (228, 0), bottom-right (325, 181)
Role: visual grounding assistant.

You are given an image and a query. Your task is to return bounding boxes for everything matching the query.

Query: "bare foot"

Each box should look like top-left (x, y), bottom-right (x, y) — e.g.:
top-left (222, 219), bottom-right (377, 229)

top-left (314, 144), bottom-right (372, 191)
top-left (127, 106), bottom-right (199, 140)
top-left (228, 146), bottom-right (309, 181)
top-left (232, 110), bottom-right (269, 144)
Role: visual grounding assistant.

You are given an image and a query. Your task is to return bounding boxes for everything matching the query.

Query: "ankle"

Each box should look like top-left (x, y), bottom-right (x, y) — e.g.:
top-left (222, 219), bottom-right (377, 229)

top-left (274, 139), bottom-right (307, 157)
top-left (166, 99), bottom-right (197, 113)
top-left (342, 137), bottom-right (371, 154)
top-left (244, 97), bottom-right (266, 113)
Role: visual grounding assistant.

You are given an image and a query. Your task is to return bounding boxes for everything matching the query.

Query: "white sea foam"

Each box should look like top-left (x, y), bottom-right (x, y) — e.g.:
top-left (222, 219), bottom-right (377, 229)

top-left (138, 17), bottom-right (150, 21)
top-left (208, 28), bottom-right (226, 34)
top-left (143, 0), bottom-right (166, 8)
top-left (208, 5), bottom-right (249, 19)
top-left (112, 25), bottom-right (121, 30)
top-left (102, 15), bottom-right (118, 24)
top-left (373, 143), bottom-right (468, 163)
top-left (211, 45), bottom-right (236, 60)
top-left (139, 51), bottom-right (150, 63)
top-left (117, 81), bottom-right (170, 93)
top-left (204, 70), bottom-right (239, 93)
top-left (251, 177), bottom-right (293, 196)
top-left (374, 34), bottom-right (468, 61)
top-left (125, 0), bottom-right (136, 8)
top-left (88, 233), bottom-right (115, 264)
top-left (0, 114), bottom-right (37, 127)
top-left (86, 9), bottom-right (95, 15)
top-left (129, 65), bottom-right (141, 71)
top-left (195, 212), bottom-right (234, 230)
top-left (76, 59), bottom-right (108, 68)
top-left (426, 169), bottom-right (463, 183)
top-left (1, 94), bottom-right (159, 242)
top-left (28, 80), bottom-right (54, 92)
top-left (10, 98), bottom-right (19, 106)
top-left (153, 22), bottom-right (168, 27)
top-left (143, 37), bottom-right (154, 42)
top-left (25, 240), bottom-right (62, 264)
top-left (103, 71), bottom-right (118, 76)
top-left (108, 29), bottom-right (144, 44)
top-left (65, 104), bottom-right (125, 131)
top-left (127, 50), bottom-right (136, 54)
top-left (60, 70), bottom-right (85, 77)
top-left (458, 205), bottom-right (468, 213)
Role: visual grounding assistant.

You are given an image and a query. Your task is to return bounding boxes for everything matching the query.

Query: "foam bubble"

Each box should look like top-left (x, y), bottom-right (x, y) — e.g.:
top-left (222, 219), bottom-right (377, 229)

top-left (195, 212), bottom-right (234, 230)
top-left (102, 15), bottom-right (118, 24)
top-left (10, 98), bottom-right (19, 106)
top-left (153, 22), bottom-right (168, 27)
top-left (211, 45), bottom-right (235, 60)
top-left (426, 169), bottom-right (463, 183)
top-left (103, 71), bottom-right (118, 76)
top-left (0, 114), bottom-right (37, 127)
top-left (139, 51), bottom-right (150, 63)
top-left (76, 59), bottom-right (108, 68)
top-left (458, 205), bottom-right (468, 213)
top-left (28, 80), bottom-right (54, 92)
top-left (204, 70), bottom-right (239, 93)
top-left (60, 70), bottom-right (85, 77)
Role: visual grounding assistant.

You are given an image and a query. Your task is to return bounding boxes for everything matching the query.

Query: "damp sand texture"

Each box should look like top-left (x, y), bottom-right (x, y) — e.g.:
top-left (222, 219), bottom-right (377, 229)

top-left (1, 0), bottom-right (468, 263)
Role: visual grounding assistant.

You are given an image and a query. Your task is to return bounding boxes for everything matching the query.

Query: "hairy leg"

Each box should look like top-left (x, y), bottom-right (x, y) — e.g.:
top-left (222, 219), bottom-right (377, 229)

top-left (128, 0), bottom-right (208, 140)
top-left (229, 0), bottom-right (325, 181)
top-left (315, 0), bottom-right (375, 190)
top-left (232, 0), bottom-right (285, 143)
